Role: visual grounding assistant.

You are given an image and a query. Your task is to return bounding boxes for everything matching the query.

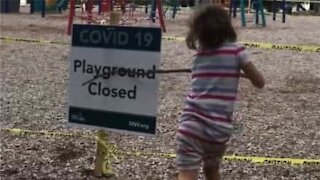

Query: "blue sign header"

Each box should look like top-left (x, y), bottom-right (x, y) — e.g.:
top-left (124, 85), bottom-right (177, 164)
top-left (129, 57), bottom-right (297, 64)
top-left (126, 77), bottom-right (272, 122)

top-left (72, 24), bottom-right (161, 52)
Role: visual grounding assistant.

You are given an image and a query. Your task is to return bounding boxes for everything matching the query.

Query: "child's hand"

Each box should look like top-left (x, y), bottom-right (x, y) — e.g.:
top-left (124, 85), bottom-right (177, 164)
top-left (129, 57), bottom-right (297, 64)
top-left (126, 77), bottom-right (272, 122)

top-left (240, 72), bottom-right (248, 78)
top-left (240, 62), bottom-right (265, 88)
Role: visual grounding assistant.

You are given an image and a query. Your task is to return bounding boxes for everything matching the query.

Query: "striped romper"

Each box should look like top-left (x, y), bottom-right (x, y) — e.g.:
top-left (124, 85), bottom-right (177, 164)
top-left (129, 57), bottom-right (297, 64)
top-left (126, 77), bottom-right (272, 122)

top-left (176, 42), bottom-right (249, 170)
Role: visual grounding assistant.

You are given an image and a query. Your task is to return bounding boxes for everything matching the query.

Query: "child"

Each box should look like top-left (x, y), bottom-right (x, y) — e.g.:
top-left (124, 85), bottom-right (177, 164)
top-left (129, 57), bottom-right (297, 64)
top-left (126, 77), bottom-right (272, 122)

top-left (176, 4), bottom-right (265, 180)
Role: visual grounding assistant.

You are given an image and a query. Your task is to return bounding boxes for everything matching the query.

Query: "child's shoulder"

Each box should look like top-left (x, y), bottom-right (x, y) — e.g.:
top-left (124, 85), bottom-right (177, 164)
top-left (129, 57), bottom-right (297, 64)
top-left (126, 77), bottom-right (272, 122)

top-left (220, 41), bottom-right (244, 49)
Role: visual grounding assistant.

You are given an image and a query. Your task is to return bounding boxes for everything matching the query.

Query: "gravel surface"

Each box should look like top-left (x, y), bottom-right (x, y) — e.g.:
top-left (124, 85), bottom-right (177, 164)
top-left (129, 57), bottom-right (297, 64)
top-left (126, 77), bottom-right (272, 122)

top-left (0, 7), bottom-right (320, 180)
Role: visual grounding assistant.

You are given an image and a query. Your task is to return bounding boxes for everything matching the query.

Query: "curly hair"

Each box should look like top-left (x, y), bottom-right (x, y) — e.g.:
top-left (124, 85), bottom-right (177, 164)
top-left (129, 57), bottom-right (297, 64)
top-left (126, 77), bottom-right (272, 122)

top-left (186, 4), bottom-right (237, 50)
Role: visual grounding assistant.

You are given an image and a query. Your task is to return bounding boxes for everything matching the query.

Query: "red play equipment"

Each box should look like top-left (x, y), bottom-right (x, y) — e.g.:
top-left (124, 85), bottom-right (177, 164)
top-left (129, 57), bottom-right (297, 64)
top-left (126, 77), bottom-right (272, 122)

top-left (66, 0), bottom-right (166, 35)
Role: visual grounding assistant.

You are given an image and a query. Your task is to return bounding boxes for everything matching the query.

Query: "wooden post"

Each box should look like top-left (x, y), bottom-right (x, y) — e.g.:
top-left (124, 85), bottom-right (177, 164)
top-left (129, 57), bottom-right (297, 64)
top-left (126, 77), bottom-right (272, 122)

top-left (93, 140), bottom-right (104, 176)
top-left (110, 12), bottom-right (121, 25)
top-left (94, 130), bottom-right (114, 177)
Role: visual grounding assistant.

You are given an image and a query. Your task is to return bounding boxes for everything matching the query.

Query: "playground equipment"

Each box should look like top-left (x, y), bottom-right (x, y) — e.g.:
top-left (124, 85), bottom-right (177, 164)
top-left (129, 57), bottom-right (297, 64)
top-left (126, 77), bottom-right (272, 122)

top-left (234, 0), bottom-right (319, 26)
top-left (30, 0), bottom-right (68, 17)
top-left (212, 0), bottom-right (231, 7)
top-left (229, 0), bottom-right (266, 27)
top-left (0, 0), bottom-right (21, 13)
top-left (67, 0), bottom-right (167, 35)
top-left (162, 0), bottom-right (179, 19)
top-left (271, 0), bottom-right (286, 23)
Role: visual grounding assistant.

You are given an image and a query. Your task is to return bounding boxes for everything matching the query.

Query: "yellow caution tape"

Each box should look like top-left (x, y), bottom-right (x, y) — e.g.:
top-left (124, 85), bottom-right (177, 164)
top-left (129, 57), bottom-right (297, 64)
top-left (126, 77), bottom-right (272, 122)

top-left (240, 41), bottom-right (320, 53)
top-left (116, 150), bottom-right (320, 166)
top-left (162, 36), bottom-right (185, 42)
top-left (1, 128), bottom-right (319, 166)
top-left (95, 130), bottom-right (119, 176)
top-left (223, 155), bottom-right (320, 166)
top-left (0, 37), bottom-right (69, 45)
top-left (2, 36), bottom-right (319, 53)
top-left (161, 36), bottom-right (320, 53)
top-left (0, 128), bottom-right (93, 139)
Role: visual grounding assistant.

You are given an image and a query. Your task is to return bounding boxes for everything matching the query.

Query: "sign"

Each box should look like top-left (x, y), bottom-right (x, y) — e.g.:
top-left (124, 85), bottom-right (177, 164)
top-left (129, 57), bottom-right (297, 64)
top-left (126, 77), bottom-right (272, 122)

top-left (68, 24), bottom-right (161, 135)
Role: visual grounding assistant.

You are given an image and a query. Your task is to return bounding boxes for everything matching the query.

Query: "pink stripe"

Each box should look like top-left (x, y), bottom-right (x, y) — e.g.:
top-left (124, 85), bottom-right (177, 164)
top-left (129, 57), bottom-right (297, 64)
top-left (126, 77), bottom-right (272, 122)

top-left (183, 108), bottom-right (231, 122)
top-left (178, 129), bottom-right (225, 144)
top-left (197, 50), bottom-right (238, 56)
top-left (188, 94), bottom-right (236, 101)
top-left (197, 47), bottom-right (246, 56)
top-left (236, 47), bottom-right (246, 55)
top-left (192, 72), bottom-right (240, 78)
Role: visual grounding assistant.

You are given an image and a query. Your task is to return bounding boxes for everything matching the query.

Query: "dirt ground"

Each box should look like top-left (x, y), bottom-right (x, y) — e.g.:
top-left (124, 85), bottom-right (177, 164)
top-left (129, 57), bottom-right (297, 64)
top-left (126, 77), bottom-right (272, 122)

top-left (0, 6), bottom-right (320, 180)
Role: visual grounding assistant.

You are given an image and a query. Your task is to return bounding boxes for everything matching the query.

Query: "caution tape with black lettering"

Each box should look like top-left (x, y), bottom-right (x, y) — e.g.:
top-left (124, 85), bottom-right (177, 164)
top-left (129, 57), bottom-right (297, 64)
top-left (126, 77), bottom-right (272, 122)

top-left (0, 37), bottom-right (69, 45)
top-left (1, 128), bottom-right (319, 166)
top-left (1, 36), bottom-right (319, 53)
top-left (161, 36), bottom-right (320, 53)
top-left (0, 128), bottom-right (93, 139)
top-left (240, 41), bottom-right (320, 53)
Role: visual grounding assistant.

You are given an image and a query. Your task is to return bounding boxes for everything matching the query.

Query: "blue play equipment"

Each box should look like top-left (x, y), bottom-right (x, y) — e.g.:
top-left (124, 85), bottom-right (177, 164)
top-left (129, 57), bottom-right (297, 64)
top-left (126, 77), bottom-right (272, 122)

top-left (148, 0), bottom-right (179, 20)
top-left (163, 0), bottom-right (179, 19)
top-left (272, 0), bottom-right (286, 23)
top-left (229, 0), bottom-right (266, 27)
top-left (30, 0), bottom-right (69, 17)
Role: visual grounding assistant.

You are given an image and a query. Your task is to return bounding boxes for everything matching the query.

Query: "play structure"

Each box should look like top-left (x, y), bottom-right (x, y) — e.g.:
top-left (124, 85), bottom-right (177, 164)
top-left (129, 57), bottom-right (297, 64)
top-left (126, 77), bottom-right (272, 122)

top-left (30, 0), bottom-right (68, 17)
top-left (228, 0), bottom-right (320, 27)
top-left (0, 0), bottom-right (21, 13)
top-left (228, 0), bottom-right (266, 27)
top-left (66, 0), bottom-right (167, 35)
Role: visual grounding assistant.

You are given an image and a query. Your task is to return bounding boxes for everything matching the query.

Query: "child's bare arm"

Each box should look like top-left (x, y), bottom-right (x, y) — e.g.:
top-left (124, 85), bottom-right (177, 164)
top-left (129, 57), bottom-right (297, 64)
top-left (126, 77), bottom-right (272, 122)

top-left (240, 62), bottom-right (265, 89)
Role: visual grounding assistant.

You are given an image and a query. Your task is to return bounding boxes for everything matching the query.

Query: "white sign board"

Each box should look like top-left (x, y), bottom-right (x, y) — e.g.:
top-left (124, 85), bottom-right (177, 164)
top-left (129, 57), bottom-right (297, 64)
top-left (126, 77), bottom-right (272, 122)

top-left (68, 24), bottom-right (161, 135)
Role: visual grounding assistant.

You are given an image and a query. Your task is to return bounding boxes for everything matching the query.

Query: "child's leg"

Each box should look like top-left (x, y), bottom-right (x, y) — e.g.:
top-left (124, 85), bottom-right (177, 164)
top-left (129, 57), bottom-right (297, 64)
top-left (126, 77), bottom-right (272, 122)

top-left (202, 143), bottom-right (226, 180)
top-left (178, 169), bottom-right (198, 180)
top-left (176, 134), bottom-right (202, 180)
top-left (203, 163), bottom-right (221, 180)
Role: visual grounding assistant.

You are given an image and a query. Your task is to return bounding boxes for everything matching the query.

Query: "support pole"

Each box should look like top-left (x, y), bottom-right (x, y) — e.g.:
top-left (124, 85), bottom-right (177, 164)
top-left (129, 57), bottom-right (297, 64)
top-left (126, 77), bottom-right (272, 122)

top-left (41, 0), bottom-right (46, 18)
top-left (150, 0), bottom-right (156, 22)
top-left (282, 0), bottom-right (286, 23)
top-left (4, 0), bottom-right (9, 13)
top-left (86, 0), bottom-right (94, 23)
top-left (110, 11), bottom-right (121, 25)
top-left (258, 0), bottom-right (266, 26)
top-left (172, 0), bottom-right (178, 19)
top-left (157, 0), bottom-right (166, 32)
top-left (94, 130), bottom-right (114, 177)
top-left (99, 0), bottom-right (102, 15)
top-left (272, 0), bottom-right (276, 21)
top-left (259, 0), bottom-right (266, 26)
top-left (30, 0), bottom-right (34, 14)
top-left (240, 0), bottom-right (246, 27)
top-left (255, 0), bottom-right (259, 25)
top-left (229, 0), bottom-right (233, 17)
top-left (67, 0), bottom-right (76, 35)
top-left (232, 0), bottom-right (237, 18)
